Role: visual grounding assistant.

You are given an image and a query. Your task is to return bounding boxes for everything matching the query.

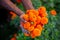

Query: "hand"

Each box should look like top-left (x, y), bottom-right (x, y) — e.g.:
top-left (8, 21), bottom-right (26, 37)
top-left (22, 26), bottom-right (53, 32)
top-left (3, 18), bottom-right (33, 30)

top-left (20, 14), bottom-right (30, 34)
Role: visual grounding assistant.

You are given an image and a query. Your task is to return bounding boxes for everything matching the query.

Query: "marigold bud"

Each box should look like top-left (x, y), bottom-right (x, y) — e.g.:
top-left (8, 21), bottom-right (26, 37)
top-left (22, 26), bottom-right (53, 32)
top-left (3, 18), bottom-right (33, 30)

top-left (50, 10), bottom-right (57, 16)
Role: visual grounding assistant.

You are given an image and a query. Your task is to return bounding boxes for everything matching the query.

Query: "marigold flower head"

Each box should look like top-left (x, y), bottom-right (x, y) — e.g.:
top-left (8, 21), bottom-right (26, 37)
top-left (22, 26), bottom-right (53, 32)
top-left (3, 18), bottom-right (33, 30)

top-left (10, 11), bottom-right (17, 19)
top-left (29, 14), bottom-right (37, 21)
top-left (28, 26), bottom-right (34, 32)
top-left (41, 17), bottom-right (48, 24)
top-left (26, 10), bottom-right (39, 16)
top-left (23, 22), bottom-right (30, 29)
top-left (30, 33), bottom-right (36, 38)
top-left (38, 6), bottom-right (48, 17)
top-left (28, 12), bottom-right (37, 21)
top-left (50, 10), bottom-right (57, 16)
top-left (23, 14), bottom-right (29, 21)
top-left (31, 10), bottom-right (39, 16)
top-left (36, 16), bottom-right (41, 24)
top-left (26, 10), bottom-right (35, 14)
top-left (36, 24), bottom-right (43, 31)
top-left (32, 28), bottom-right (41, 37)
top-left (40, 12), bottom-right (48, 17)
top-left (38, 6), bottom-right (46, 12)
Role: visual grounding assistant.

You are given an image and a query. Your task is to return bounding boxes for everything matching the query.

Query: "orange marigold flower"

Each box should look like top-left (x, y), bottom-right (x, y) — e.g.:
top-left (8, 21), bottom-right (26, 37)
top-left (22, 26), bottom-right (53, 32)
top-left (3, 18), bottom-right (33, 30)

top-left (23, 22), bottom-right (30, 29)
top-left (36, 16), bottom-right (41, 24)
top-left (31, 28), bottom-right (41, 36)
top-left (23, 14), bottom-right (29, 21)
top-left (24, 33), bottom-right (30, 36)
top-left (41, 17), bottom-right (48, 24)
top-left (38, 6), bottom-right (48, 17)
top-left (26, 10), bottom-right (39, 16)
top-left (10, 37), bottom-right (16, 40)
top-left (26, 10), bottom-right (35, 14)
top-left (29, 13), bottom-right (37, 21)
top-left (50, 10), bottom-right (57, 16)
top-left (36, 24), bottom-right (43, 31)
top-left (28, 26), bottom-right (34, 32)
top-left (30, 33), bottom-right (36, 38)
top-left (30, 10), bottom-right (39, 16)
top-left (16, 0), bottom-right (21, 3)
top-left (38, 6), bottom-right (46, 13)
top-left (33, 10), bottom-right (39, 16)
top-left (40, 12), bottom-right (48, 17)
top-left (28, 12), bottom-right (34, 16)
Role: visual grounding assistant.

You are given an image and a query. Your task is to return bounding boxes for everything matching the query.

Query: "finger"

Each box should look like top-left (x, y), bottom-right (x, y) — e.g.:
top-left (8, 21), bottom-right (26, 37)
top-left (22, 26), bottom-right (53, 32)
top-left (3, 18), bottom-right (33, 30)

top-left (20, 22), bottom-right (30, 34)
top-left (20, 14), bottom-right (27, 22)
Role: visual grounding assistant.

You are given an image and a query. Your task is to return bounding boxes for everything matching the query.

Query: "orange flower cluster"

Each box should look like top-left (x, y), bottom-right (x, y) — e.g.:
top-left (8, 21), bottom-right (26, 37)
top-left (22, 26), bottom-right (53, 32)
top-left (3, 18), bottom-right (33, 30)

top-left (50, 10), bottom-right (57, 16)
top-left (10, 11), bottom-right (17, 19)
top-left (22, 6), bottom-right (48, 38)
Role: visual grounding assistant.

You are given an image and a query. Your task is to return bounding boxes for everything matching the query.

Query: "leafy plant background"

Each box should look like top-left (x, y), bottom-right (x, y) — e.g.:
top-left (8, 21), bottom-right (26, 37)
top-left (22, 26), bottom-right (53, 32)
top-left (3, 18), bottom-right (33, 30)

top-left (10, 0), bottom-right (60, 40)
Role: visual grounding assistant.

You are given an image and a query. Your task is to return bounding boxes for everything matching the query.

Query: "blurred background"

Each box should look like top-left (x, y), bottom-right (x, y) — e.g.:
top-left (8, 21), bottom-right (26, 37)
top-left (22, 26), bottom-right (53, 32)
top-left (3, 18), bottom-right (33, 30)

top-left (0, 0), bottom-right (60, 40)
